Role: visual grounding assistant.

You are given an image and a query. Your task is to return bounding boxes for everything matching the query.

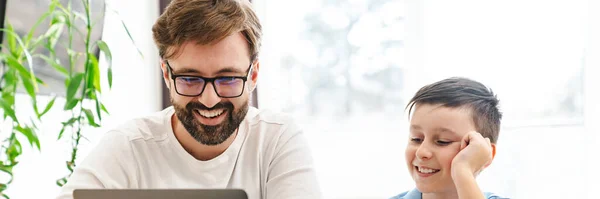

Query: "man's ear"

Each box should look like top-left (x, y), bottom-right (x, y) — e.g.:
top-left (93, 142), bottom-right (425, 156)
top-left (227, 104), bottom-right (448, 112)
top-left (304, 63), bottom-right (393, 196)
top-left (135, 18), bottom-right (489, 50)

top-left (160, 59), bottom-right (170, 89)
top-left (249, 60), bottom-right (260, 92)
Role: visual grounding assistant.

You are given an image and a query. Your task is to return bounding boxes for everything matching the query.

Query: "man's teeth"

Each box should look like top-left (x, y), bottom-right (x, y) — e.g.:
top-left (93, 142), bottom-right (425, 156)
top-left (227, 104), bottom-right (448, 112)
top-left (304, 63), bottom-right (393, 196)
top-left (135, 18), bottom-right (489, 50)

top-left (197, 109), bottom-right (224, 118)
top-left (417, 167), bottom-right (439, 174)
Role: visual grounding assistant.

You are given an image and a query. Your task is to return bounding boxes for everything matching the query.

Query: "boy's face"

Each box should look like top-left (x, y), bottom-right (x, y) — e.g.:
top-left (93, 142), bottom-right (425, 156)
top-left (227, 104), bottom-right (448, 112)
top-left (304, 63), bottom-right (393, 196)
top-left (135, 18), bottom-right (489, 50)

top-left (405, 103), bottom-right (476, 194)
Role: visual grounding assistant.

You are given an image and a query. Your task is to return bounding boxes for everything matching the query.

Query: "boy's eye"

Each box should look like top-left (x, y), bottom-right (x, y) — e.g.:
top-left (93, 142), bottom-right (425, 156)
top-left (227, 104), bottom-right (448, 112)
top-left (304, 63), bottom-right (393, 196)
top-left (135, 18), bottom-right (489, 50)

top-left (436, 140), bottom-right (452, 145)
top-left (410, 138), bottom-right (423, 143)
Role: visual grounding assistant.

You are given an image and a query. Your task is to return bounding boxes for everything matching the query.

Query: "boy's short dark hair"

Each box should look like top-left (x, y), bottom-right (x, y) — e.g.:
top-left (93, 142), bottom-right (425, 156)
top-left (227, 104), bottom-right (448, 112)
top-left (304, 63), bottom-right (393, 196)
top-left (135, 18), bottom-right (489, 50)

top-left (406, 77), bottom-right (502, 143)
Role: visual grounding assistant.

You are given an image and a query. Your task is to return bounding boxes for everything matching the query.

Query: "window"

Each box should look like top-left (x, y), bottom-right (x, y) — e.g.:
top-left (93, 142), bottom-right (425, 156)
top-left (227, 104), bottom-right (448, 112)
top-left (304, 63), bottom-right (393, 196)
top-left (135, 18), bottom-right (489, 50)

top-left (255, 0), bottom-right (408, 198)
top-left (255, 0), bottom-right (597, 198)
top-left (2, 0), bottom-right (105, 96)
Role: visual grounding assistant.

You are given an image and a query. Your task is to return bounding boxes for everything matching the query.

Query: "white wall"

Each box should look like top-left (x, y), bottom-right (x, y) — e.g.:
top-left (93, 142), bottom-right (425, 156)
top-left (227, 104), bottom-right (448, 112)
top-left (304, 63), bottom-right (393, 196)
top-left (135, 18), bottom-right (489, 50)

top-left (2, 0), bottom-right (161, 198)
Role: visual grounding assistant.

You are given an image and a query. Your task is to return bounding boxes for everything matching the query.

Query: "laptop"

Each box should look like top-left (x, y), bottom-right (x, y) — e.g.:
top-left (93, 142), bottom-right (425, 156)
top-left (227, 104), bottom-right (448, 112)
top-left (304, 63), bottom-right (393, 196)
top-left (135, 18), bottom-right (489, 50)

top-left (73, 189), bottom-right (248, 199)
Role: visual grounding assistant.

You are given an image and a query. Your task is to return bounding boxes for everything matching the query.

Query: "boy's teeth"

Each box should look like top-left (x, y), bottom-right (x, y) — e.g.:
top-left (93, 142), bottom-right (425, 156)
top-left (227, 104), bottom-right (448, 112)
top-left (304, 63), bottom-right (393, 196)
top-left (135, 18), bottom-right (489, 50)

top-left (418, 167), bottom-right (438, 174)
top-left (197, 109), bottom-right (224, 118)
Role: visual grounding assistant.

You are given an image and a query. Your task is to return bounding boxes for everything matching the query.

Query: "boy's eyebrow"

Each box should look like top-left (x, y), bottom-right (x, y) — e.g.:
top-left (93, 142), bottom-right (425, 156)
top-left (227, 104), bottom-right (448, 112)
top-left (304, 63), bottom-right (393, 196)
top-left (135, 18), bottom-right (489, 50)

top-left (432, 127), bottom-right (460, 136)
top-left (409, 125), bottom-right (422, 131)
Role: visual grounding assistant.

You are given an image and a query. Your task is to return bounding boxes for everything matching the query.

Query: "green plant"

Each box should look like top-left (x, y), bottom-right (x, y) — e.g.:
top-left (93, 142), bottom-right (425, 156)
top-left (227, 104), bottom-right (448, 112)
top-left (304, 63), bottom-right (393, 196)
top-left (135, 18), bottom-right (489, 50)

top-left (0, 0), bottom-right (140, 196)
top-left (38, 0), bottom-right (140, 187)
top-left (0, 10), bottom-right (61, 199)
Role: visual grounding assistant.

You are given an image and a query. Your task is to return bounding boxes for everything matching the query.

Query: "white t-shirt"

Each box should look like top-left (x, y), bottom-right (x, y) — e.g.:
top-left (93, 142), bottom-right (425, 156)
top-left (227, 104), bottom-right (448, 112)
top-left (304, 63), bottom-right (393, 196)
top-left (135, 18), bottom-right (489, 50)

top-left (56, 107), bottom-right (322, 199)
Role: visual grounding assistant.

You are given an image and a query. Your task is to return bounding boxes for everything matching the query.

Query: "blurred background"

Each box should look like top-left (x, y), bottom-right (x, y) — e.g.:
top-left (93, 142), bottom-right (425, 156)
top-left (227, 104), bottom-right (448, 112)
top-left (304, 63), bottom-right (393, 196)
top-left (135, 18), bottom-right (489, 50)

top-left (1, 0), bottom-right (599, 198)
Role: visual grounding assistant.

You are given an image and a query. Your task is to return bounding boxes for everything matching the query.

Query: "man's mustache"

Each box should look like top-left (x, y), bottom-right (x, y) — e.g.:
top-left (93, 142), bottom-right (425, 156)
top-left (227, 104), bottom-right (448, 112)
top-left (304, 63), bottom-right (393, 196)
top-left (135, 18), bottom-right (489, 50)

top-left (185, 101), bottom-right (234, 111)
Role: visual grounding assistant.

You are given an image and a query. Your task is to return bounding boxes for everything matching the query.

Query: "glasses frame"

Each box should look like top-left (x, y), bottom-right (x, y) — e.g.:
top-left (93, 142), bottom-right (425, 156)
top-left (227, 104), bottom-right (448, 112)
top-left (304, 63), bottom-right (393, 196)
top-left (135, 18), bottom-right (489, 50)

top-left (166, 61), bottom-right (254, 98)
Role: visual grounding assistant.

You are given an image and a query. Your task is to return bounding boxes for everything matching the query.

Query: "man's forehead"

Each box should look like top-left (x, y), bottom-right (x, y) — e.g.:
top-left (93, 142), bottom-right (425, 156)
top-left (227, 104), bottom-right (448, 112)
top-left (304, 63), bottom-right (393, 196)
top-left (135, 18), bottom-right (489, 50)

top-left (166, 36), bottom-right (251, 75)
top-left (168, 62), bottom-right (249, 76)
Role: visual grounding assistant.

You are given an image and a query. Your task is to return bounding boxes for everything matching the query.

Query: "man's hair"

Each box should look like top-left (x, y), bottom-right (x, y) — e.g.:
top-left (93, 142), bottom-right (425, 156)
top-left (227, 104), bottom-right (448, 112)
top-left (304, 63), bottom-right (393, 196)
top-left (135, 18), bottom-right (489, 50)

top-left (152, 0), bottom-right (262, 60)
top-left (406, 77), bottom-right (502, 143)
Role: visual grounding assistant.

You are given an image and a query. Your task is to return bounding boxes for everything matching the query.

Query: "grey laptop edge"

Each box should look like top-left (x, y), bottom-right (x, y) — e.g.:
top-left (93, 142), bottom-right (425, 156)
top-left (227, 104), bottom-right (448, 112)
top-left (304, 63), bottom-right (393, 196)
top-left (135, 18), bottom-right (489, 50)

top-left (73, 189), bottom-right (248, 199)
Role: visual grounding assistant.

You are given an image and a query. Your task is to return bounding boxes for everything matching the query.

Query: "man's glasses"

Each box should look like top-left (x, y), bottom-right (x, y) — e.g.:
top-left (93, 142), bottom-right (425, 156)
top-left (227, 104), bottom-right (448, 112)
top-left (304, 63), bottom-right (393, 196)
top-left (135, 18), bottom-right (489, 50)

top-left (166, 61), bottom-right (253, 98)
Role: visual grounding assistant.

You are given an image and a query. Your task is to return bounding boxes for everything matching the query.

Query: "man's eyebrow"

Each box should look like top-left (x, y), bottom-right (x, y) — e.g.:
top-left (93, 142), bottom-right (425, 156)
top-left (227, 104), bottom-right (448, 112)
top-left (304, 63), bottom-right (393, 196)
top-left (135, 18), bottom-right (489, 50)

top-left (172, 66), bottom-right (245, 76)
top-left (215, 67), bottom-right (245, 75)
top-left (172, 67), bottom-right (201, 74)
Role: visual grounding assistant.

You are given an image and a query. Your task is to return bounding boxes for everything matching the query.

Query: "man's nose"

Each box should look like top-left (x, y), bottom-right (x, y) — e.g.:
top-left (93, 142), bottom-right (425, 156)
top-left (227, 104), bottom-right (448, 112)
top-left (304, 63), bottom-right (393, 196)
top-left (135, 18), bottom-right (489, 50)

top-left (197, 83), bottom-right (221, 108)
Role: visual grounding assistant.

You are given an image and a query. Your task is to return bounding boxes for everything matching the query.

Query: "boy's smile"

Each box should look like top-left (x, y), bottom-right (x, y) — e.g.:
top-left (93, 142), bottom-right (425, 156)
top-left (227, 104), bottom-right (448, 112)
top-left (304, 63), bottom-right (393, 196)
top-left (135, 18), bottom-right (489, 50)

top-left (414, 165), bottom-right (440, 177)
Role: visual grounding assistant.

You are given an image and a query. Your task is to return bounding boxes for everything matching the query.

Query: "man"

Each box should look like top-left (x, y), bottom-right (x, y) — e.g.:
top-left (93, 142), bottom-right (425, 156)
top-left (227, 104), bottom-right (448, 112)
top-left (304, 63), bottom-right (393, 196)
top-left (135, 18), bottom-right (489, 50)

top-left (56, 0), bottom-right (322, 198)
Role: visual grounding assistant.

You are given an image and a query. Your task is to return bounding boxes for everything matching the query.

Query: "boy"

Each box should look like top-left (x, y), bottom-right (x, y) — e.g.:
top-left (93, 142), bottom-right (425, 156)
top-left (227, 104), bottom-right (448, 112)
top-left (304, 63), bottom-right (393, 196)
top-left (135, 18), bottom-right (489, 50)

top-left (391, 77), bottom-right (506, 199)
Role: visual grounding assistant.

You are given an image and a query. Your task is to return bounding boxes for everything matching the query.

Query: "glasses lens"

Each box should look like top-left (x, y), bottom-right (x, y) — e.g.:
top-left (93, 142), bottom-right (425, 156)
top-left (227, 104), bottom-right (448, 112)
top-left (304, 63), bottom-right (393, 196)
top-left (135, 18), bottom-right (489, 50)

top-left (175, 76), bottom-right (205, 95)
top-left (215, 77), bottom-right (244, 97)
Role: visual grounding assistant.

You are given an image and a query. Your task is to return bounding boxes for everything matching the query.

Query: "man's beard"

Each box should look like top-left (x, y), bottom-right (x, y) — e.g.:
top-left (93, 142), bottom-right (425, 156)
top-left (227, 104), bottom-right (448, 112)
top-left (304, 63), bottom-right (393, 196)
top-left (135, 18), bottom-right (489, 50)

top-left (172, 99), bottom-right (249, 145)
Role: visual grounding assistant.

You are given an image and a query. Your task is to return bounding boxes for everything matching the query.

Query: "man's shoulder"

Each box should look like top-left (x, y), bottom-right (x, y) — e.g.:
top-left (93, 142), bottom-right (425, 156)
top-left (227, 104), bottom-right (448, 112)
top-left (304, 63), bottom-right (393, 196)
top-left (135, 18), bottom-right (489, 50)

top-left (108, 107), bottom-right (174, 141)
top-left (243, 107), bottom-right (302, 144)
top-left (246, 107), bottom-right (296, 126)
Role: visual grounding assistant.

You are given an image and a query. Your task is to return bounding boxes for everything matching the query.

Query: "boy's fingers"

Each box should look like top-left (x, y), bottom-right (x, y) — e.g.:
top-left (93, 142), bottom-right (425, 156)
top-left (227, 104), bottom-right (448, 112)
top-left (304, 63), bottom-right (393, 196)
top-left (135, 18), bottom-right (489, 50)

top-left (460, 133), bottom-right (470, 149)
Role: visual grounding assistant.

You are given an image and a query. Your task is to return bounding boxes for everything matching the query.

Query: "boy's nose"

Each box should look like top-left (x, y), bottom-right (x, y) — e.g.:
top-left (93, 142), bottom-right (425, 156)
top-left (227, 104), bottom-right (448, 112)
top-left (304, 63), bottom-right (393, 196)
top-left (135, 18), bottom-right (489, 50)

top-left (415, 144), bottom-right (433, 160)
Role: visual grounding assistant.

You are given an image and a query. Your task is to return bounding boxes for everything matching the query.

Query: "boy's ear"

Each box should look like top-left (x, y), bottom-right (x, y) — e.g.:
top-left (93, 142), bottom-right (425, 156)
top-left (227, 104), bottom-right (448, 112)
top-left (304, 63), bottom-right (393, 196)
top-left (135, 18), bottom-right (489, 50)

top-left (484, 143), bottom-right (497, 168)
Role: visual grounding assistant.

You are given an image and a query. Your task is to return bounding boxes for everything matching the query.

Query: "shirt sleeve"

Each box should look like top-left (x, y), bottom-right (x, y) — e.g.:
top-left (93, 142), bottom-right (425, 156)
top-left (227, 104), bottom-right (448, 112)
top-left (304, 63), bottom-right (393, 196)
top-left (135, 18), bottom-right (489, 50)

top-left (55, 130), bottom-right (138, 199)
top-left (265, 123), bottom-right (322, 199)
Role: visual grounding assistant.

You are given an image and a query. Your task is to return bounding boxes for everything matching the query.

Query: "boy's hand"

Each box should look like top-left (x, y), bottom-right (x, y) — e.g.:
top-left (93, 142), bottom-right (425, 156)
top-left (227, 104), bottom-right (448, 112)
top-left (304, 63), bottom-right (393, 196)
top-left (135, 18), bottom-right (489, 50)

top-left (451, 131), bottom-right (494, 179)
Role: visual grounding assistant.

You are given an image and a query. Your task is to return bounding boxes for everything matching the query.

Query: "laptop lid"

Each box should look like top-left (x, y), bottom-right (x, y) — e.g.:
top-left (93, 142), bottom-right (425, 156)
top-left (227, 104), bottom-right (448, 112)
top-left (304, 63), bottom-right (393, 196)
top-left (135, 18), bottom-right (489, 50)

top-left (73, 189), bottom-right (248, 199)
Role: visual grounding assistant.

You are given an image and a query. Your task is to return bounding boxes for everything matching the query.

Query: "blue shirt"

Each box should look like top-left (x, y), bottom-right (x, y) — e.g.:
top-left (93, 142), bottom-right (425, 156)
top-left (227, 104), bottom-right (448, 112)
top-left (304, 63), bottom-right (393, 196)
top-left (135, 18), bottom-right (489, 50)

top-left (390, 188), bottom-right (508, 199)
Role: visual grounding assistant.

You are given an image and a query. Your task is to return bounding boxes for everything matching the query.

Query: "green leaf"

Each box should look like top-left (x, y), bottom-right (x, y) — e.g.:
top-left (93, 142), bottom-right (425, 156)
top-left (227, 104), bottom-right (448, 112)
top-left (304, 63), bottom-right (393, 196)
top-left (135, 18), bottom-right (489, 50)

top-left (39, 97), bottom-right (57, 118)
top-left (38, 55), bottom-right (69, 76)
top-left (4, 23), bottom-right (18, 56)
top-left (43, 23), bottom-right (65, 41)
top-left (95, 98), bottom-right (102, 121)
top-left (72, 11), bottom-right (88, 26)
top-left (83, 108), bottom-right (99, 127)
top-left (88, 53), bottom-right (101, 92)
top-left (63, 98), bottom-right (79, 111)
top-left (56, 178), bottom-right (68, 187)
top-left (3, 55), bottom-right (30, 78)
top-left (120, 20), bottom-right (144, 59)
top-left (15, 126), bottom-right (41, 151)
top-left (19, 72), bottom-right (37, 102)
top-left (0, 99), bottom-right (17, 122)
top-left (62, 117), bottom-right (80, 127)
top-left (96, 40), bottom-right (113, 88)
top-left (100, 103), bottom-right (109, 114)
top-left (48, 0), bottom-right (57, 12)
top-left (66, 73), bottom-right (84, 104)
top-left (0, 164), bottom-right (14, 176)
top-left (2, 67), bottom-right (17, 90)
top-left (58, 117), bottom-right (79, 140)
top-left (45, 15), bottom-right (66, 50)
top-left (35, 76), bottom-right (45, 85)
top-left (26, 12), bottom-right (52, 46)
top-left (107, 67), bottom-right (113, 89)
top-left (57, 126), bottom-right (67, 140)
top-left (2, 25), bottom-right (37, 81)
top-left (106, 4), bottom-right (144, 59)
top-left (33, 100), bottom-right (40, 119)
